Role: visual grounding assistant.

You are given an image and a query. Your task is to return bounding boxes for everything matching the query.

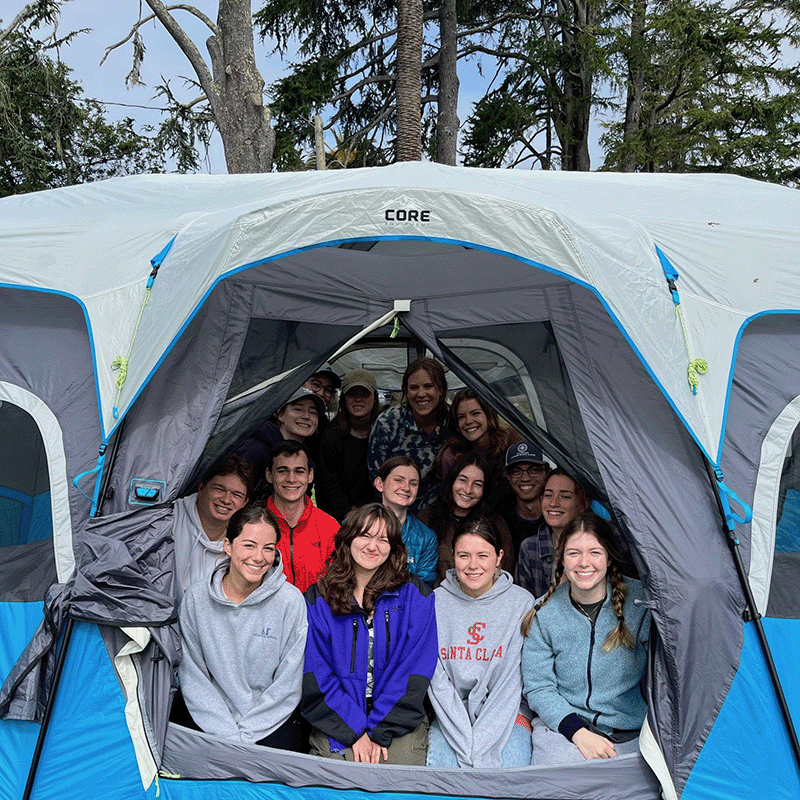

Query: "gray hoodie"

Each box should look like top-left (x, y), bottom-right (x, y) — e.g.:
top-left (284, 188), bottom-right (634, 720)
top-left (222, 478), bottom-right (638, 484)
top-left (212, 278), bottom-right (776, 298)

top-left (428, 569), bottom-right (534, 767)
top-left (178, 554), bottom-right (307, 744)
top-left (172, 493), bottom-right (225, 600)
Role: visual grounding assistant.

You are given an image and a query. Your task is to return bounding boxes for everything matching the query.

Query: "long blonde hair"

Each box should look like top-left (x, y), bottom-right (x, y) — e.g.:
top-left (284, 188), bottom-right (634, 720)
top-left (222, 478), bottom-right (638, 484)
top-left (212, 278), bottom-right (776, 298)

top-left (520, 513), bottom-right (634, 652)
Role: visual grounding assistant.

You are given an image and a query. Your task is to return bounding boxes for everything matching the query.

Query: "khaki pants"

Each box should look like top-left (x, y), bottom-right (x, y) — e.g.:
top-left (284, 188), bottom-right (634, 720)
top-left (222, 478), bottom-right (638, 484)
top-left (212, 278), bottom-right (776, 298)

top-left (309, 720), bottom-right (429, 766)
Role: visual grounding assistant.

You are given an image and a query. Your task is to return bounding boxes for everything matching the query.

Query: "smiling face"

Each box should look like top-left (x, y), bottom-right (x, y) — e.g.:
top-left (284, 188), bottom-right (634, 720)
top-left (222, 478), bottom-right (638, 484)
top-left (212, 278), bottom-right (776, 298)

top-left (350, 518), bottom-right (391, 579)
top-left (195, 473), bottom-right (249, 538)
top-left (542, 474), bottom-right (589, 537)
top-left (456, 398), bottom-right (490, 447)
top-left (223, 519), bottom-right (278, 590)
top-left (563, 530), bottom-right (608, 604)
top-left (266, 452), bottom-right (313, 506)
top-left (451, 464), bottom-right (485, 517)
top-left (405, 367), bottom-right (443, 423)
top-left (277, 397), bottom-right (319, 441)
top-left (375, 464), bottom-right (419, 514)
top-left (344, 386), bottom-right (375, 424)
top-left (454, 533), bottom-right (503, 598)
top-left (507, 462), bottom-right (548, 502)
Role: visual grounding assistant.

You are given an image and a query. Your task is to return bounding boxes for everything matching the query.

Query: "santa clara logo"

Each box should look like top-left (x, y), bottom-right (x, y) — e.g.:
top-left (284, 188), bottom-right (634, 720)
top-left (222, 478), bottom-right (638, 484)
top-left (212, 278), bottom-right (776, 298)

top-left (467, 621), bottom-right (486, 645)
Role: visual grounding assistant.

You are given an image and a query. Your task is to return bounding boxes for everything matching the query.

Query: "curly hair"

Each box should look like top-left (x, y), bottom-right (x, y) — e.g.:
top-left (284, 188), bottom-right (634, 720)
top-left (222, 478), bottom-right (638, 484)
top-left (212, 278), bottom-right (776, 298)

top-left (520, 512), bottom-right (634, 652)
top-left (317, 503), bottom-right (410, 615)
top-left (435, 389), bottom-right (519, 476)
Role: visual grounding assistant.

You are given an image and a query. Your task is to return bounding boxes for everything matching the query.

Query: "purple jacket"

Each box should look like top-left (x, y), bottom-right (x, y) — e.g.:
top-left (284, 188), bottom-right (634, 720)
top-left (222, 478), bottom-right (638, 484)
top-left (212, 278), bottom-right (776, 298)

top-left (302, 578), bottom-right (437, 749)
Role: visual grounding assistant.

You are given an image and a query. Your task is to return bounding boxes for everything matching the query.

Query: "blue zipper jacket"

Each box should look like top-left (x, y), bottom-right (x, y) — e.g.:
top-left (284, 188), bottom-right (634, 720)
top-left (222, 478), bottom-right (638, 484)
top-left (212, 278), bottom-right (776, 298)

top-left (401, 514), bottom-right (438, 586)
top-left (302, 577), bottom-right (437, 750)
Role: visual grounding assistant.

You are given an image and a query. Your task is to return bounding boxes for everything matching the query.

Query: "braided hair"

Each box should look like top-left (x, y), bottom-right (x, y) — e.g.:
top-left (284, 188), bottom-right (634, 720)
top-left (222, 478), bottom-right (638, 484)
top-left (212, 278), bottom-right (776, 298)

top-left (520, 512), bottom-right (634, 651)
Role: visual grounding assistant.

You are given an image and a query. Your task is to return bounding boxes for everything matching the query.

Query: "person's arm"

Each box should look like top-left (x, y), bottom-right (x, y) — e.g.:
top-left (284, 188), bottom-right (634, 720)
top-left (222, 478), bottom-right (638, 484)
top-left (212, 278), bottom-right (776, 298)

top-left (238, 589), bottom-right (308, 740)
top-left (301, 593), bottom-right (367, 747)
top-left (368, 584), bottom-right (438, 747)
top-left (367, 410), bottom-right (393, 480)
top-left (413, 519), bottom-right (439, 586)
top-left (521, 612), bottom-right (579, 735)
top-left (468, 599), bottom-right (534, 767)
top-left (177, 592), bottom-right (240, 740)
top-left (314, 429), bottom-right (351, 521)
top-left (514, 537), bottom-right (536, 594)
top-left (427, 657), bottom-right (476, 767)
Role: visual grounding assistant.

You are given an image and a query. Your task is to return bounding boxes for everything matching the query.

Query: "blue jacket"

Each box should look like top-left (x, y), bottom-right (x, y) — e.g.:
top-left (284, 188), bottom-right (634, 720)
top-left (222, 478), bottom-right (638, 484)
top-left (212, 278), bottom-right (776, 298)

top-left (521, 579), bottom-right (650, 738)
top-left (302, 578), bottom-right (438, 750)
top-left (401, 514), bottom-right (438, 586)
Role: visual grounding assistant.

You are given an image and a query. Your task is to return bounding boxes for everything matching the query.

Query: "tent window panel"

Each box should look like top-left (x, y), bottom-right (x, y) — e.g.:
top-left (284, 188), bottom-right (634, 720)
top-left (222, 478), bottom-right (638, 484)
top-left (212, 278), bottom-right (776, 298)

top-left (0, 402), bottom-right (52, 547)
top-left (767, 423), bottom-right (800, 618)
top-left (439, 323), bottom-right (602, 489)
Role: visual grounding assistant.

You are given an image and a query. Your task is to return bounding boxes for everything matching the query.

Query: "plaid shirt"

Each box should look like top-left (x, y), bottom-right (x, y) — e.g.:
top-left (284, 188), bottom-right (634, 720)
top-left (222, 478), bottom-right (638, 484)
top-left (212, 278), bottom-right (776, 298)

top-left (514, 521), bottom-right (555, 600)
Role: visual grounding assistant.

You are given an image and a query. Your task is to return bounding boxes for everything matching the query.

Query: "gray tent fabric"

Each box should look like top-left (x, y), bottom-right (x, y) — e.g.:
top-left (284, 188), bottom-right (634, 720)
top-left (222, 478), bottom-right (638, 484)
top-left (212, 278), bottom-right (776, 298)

top-left (161, 724), bottom-right (661, 799)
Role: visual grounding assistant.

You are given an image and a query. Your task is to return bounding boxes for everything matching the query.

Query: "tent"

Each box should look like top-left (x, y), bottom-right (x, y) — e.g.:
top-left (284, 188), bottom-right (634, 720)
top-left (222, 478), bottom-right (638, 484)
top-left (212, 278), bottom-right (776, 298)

top-left (1, 162), bottom-right (799, 800)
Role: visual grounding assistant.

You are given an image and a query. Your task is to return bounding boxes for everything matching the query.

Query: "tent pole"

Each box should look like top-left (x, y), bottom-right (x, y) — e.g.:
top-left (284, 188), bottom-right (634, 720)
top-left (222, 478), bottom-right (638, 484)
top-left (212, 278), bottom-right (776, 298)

top-left (704, 460), bottom-right (800, 773)
top-left (22, 615), bottom-right (75, 800)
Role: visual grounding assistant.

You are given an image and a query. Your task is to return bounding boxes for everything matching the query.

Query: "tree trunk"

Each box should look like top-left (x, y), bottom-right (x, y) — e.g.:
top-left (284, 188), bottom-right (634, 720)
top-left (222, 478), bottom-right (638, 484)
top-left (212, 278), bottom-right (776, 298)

top-left (435, 0), bottom-right (459, 165)
top-left (396, 0), bottom-right (423, 161)
top-left (213, 0), bottom-right (274, 172)
top-left (621, 0), bottom-right (648, 171)
top-left (554, 0), bottom-right (593, 171)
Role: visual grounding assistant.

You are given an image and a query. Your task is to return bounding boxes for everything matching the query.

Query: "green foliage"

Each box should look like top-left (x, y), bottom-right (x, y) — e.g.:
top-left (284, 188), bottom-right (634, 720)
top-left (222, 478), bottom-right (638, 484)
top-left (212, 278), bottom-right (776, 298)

top-left (0, 27), bottom-right (163, 196)
top-left (600, 0), bottom-right (800, 184)
top-left (152, 80), bottom-right (214, 173)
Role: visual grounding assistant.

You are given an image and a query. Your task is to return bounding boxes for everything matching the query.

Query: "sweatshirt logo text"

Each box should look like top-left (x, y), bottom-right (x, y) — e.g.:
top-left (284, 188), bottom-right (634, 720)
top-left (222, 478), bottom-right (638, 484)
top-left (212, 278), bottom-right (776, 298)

top-left (467, 621), bottom-right (486, 645)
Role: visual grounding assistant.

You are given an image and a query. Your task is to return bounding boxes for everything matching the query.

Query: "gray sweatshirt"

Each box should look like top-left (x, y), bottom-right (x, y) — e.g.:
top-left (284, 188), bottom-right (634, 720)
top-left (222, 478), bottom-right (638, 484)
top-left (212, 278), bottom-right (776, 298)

top-left (172, 493), bottom-right (224, 600)
top-left (428, 569), bottom-right (534, 767)
top-left (178, 554), bottom-right (307, 744)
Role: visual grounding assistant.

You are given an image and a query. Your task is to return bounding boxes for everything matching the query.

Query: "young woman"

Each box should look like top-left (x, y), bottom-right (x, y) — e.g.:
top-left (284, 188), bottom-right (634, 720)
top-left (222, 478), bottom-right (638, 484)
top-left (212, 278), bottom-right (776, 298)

top-left (374, 456), bottom-right (438, 586)
top-left (418, 452), bottom-right (514, 585)
top-left (302, 503), bottom-right (438, 764)
top-left (521, 513), bottom-right (650, 765)
top-left (316, 369), bottom-right (381, 521)
top-left (515, 468), bottom-right (590, 598)
top-left (435, 389), bottom-right (520, 508)
top-left (177, 505), bottom-right (308, 750)
top-left (368, 358), bottom-right (449, 511)
top-left (427, 517), bottom-right (535, 768)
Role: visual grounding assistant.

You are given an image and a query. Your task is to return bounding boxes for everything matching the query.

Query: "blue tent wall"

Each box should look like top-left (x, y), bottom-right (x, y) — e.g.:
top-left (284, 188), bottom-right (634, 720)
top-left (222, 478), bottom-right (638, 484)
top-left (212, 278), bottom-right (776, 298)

top-left (680, 620), bottom-right (800, 800)
top-left (0, 603), bottom-right (49, 799)
top-left (8, 622), bottom-right (147, 800)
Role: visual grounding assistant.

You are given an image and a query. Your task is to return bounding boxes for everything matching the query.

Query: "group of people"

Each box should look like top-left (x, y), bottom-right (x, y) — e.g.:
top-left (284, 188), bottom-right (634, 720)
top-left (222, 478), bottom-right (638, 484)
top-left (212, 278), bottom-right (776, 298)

top-left (169, 357), bottom-right (650, 768)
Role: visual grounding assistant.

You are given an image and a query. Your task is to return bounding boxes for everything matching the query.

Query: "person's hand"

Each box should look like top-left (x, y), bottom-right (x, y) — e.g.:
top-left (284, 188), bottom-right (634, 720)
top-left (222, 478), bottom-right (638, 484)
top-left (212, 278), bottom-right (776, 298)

top-left (572, 727), bottom-right (617, 760)
top-left (351, 732), bottom-right (388, 763)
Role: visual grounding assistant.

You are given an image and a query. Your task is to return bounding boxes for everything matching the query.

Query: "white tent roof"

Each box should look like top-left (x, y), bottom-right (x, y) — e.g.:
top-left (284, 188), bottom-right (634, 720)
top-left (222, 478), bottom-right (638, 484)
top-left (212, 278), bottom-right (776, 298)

top-left (1, 162), bottom-right (798, 461)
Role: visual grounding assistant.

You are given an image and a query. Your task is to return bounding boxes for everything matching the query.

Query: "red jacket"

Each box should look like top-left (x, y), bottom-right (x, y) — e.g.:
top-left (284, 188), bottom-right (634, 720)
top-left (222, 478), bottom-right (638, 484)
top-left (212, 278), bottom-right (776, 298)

top-left (268, 496), bottom-right (338, 592)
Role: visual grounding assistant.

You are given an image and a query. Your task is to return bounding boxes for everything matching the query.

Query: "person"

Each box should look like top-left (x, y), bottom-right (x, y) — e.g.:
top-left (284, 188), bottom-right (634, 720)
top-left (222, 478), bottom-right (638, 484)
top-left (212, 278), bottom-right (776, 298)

top-left (434, 389), bottom-right (521, 508)
top-left (515, 468), bottom-right (589, 598)
top-left (418, 452), bottom-right (514, 585)
top-left (368, 357), bottom-right (449, 511)
top-left (177, 505), bottom-right (308, 750)
top-left (304, 363), bottom-right (341, 414)
top-left (265, 440), bottom-right (339, 592)
top-left (316, 369), bottom-right (380, 521)
top-left (302, 503), bottom-right (438, 764)
top-left (236, 387), bottom-right (327, 487)
top-left (496, 441), bottom-right (551, 556)
top-left (427, 517), bottom-right (535, 768)
top-left (373, 456), bottom-right (438, 586)
top-left (521, 513), bottom-right (650, 765)
top-left (172, 455), bottom-right (253, 599)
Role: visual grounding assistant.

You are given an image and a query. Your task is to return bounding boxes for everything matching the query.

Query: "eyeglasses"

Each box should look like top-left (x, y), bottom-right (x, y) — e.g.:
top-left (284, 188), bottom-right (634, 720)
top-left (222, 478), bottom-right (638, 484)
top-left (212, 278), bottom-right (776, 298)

top-left (208, 485), bottom-right (247, 502)
top-left (307, 377), bottom-right (336, 400)
top-left (507, 464), bottom-right (546, 477)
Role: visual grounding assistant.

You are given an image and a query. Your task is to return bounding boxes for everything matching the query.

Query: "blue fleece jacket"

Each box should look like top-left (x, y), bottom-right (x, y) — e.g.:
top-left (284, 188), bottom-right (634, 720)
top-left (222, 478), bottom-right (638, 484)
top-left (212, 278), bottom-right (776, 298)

top-left (521, 579), bottom-right (650, 738)
top-left (302, 577), bottom-right (438, 750)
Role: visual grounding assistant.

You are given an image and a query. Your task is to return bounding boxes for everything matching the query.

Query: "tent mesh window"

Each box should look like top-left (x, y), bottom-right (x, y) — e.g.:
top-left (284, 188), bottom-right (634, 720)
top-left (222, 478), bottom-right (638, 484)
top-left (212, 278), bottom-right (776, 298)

top-left (0, 401), bottom-right (51, 547)
top-left (767, 423), bottom-right (800, 618)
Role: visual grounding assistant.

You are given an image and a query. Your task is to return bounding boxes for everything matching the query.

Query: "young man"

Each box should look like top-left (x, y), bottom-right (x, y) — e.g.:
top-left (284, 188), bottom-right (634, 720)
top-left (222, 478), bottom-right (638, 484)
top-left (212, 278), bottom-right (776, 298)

top-left (265, 440), bottom-right (339, 592)
top-left (172, 455), bottom-right (254, 599)
top-left (496, 441), bottom-right (550, 556)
